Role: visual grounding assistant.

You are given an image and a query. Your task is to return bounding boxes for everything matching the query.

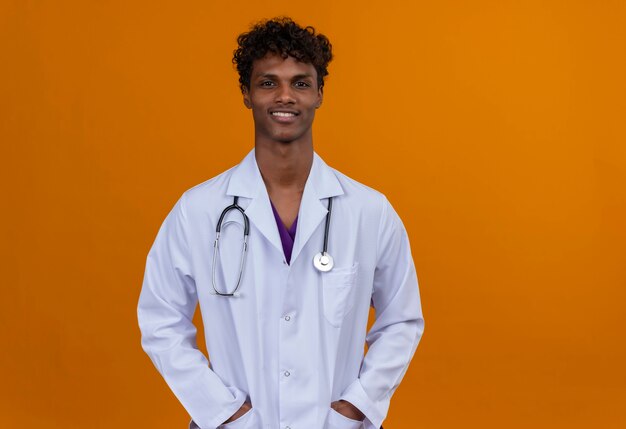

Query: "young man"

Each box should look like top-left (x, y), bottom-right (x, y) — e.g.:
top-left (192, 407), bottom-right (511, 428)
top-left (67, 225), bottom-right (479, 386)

top-left (138, 17), bottom-right (424, 429)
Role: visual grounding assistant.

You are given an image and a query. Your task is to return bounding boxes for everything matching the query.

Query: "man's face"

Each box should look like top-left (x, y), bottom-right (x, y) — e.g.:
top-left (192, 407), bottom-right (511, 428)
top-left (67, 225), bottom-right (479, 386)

top-left (243, 53), bottom-right (323, 145)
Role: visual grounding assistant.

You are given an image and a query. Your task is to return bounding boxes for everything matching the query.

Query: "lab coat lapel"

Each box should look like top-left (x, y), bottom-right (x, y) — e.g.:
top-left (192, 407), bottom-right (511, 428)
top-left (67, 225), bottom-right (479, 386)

top-left (226, 149), bottom-right (284, 255)
top-left (290, 153), bottom-right (344, 265)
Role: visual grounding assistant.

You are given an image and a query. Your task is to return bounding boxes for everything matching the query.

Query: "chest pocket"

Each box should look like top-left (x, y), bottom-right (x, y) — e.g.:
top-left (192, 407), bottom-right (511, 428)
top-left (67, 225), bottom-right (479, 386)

top-left (322, 263), bottom-right (359, 327)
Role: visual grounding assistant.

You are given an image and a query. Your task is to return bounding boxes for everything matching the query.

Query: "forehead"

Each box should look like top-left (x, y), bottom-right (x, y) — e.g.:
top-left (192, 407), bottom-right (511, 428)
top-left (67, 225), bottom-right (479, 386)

top-left (251, 53), bottom-right (317, 79)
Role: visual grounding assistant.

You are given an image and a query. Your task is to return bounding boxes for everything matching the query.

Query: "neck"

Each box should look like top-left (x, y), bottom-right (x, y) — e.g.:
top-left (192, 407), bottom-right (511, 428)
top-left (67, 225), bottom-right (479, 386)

top-left (255, 141), bottom-right (313, 194)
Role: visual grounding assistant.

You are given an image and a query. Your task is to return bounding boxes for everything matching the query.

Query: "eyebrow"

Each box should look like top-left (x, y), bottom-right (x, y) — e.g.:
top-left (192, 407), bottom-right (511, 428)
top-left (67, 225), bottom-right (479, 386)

top-left (257, 73), bottom-right (314, 80)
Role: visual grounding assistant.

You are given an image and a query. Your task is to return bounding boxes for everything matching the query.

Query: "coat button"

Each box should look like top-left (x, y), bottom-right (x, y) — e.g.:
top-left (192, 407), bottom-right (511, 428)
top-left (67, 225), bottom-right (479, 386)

top-left (284, 315), bottom-right (291, 321)
top-left (284, 370), bottom-right (290, 377)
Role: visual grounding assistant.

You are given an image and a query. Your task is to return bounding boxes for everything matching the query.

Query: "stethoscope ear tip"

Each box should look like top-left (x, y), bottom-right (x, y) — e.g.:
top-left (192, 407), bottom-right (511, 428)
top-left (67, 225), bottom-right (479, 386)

top-left (232, 291), bottom-right (242, 298)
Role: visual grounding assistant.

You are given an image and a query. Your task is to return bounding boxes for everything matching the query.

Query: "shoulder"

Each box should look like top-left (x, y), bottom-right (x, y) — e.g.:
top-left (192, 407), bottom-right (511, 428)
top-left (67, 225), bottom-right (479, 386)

top-left (176, 165), bottom-right (237, 214)
top-left (327, 165), bottom-right (406, 242)
top-left (330, 166), bottom-right (390, 214)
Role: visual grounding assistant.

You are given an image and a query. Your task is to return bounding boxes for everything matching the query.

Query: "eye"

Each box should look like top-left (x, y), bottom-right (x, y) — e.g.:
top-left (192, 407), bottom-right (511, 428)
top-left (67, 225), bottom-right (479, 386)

top-left (294, 81), bottom-right (311, 88)
top-left (260, 80), bottom-right (275, 87)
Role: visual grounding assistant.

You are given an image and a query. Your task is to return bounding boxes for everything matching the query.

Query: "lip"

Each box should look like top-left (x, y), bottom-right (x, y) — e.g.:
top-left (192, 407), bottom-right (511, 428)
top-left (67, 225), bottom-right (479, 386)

top-left (269, 109), bottom-right (300, 124)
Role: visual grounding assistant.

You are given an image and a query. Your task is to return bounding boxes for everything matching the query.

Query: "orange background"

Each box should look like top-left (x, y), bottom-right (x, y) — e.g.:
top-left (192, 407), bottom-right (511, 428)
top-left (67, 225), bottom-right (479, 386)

top-left (1, 1), bottom-right (625, 428)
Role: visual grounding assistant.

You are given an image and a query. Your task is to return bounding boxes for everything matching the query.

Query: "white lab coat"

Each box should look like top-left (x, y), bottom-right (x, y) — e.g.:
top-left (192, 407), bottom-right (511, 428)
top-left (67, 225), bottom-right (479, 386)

top-left (137, 149), bottom-right (424, 429)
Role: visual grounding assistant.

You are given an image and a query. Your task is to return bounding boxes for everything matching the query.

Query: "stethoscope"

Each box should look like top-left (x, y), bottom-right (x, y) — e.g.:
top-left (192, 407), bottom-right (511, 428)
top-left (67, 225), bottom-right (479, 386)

top-left (211, 196), bottom-right (334, 297)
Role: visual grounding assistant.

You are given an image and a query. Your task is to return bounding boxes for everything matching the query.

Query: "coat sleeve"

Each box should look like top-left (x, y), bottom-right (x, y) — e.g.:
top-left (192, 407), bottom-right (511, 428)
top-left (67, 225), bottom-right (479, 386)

top-left (339, 196), bottom-right (425, 429)
top-left (137, 193), bottom-right (246, 429)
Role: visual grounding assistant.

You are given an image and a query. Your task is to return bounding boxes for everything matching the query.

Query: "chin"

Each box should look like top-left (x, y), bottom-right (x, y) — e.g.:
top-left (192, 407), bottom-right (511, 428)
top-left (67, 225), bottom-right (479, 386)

top-left (275, 138), bottom-right (298, 144)
top-left (273, 133), bottom-right (302, 144)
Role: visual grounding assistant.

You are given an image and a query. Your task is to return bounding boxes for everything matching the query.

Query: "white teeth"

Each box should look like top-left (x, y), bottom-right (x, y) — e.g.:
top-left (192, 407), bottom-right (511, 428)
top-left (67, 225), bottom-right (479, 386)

top-left (272, 112), bottom-right (295, 117)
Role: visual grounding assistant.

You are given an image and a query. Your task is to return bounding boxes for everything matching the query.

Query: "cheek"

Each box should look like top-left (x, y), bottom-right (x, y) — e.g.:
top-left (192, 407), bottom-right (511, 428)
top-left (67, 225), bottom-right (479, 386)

top-left (251, 106), bottom-right (266, 121)
top-left (305, 105), bottom-right (318, 120)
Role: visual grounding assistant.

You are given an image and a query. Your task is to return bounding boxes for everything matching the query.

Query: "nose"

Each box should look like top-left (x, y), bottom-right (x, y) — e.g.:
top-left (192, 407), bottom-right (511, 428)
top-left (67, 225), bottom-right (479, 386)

top-left (275, 84), bottom-right (296, 104)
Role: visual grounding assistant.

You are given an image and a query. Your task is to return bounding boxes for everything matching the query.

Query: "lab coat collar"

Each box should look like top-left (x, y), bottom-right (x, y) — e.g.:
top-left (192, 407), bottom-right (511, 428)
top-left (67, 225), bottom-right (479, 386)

top-left (226, 148), bottom-right (344, 263)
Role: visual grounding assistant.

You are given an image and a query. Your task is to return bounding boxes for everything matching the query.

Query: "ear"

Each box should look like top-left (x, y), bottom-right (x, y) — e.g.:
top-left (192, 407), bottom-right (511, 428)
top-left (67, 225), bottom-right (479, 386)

top-left (316, 86), bottom-right (324, 109)
top-left (242, 87), bottom-right (252, 109)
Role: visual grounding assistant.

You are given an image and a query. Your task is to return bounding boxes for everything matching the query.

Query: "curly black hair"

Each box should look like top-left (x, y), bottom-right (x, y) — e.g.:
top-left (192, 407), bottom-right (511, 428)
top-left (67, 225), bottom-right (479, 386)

top-left (233, 17), bottom-right (333, 93)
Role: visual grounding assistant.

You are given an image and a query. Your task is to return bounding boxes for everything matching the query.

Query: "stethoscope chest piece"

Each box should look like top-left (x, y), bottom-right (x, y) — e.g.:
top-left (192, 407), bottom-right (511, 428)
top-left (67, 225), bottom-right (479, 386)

top-left (313, 252), bottom-right (334, 272)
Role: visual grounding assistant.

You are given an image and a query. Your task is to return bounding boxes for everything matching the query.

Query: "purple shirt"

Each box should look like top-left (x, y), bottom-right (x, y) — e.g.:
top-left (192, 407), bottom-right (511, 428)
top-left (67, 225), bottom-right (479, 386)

top-left (270, 200), bottom-right (298, 264)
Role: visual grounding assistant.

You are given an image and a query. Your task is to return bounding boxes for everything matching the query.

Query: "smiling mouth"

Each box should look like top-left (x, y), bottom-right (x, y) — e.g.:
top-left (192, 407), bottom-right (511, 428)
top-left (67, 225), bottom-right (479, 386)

top-left (271, 112), bottom-right (298, 117)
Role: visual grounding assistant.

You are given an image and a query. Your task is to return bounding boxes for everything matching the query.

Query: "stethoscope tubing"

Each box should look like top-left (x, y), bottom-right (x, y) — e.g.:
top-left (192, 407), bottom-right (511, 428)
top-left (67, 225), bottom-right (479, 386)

top-left (322, 196), bottom-right (332, 255)
top-left (216, 196), bottom-right (250, 235)
top-left (212, 195), bottom-right (333, 296)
